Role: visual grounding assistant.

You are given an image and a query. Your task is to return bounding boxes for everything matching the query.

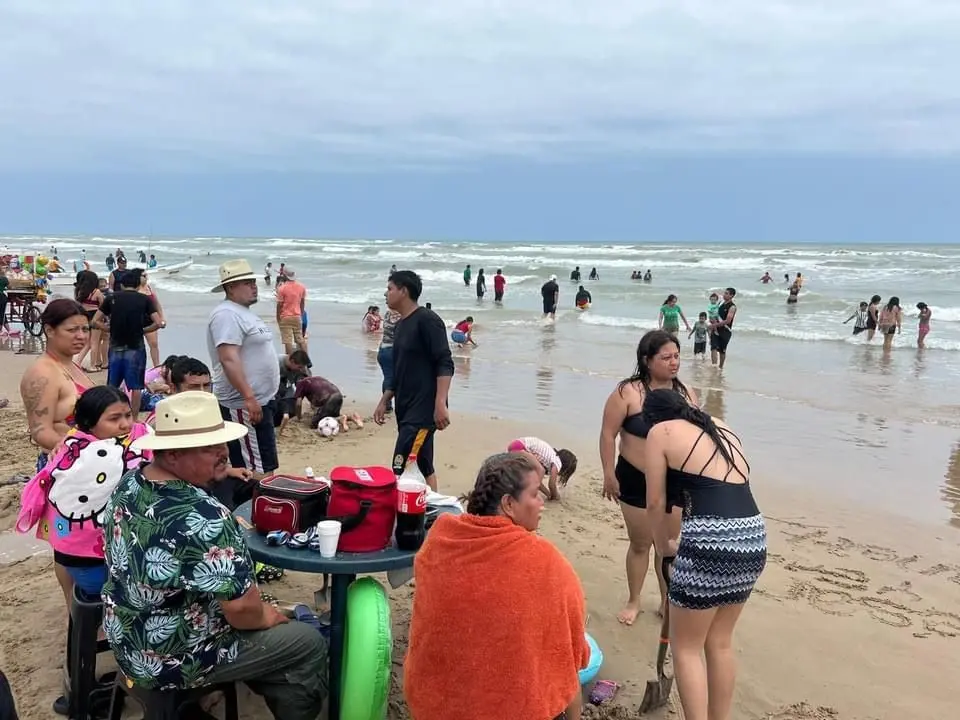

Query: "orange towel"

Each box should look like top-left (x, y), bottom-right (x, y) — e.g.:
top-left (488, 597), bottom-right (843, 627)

top-left (404, 514), bottom-right (589, 720)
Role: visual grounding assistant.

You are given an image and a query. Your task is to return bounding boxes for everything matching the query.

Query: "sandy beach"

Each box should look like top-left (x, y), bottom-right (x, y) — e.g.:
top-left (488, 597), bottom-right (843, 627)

top-left (1, 346), bottom-right (959, 720)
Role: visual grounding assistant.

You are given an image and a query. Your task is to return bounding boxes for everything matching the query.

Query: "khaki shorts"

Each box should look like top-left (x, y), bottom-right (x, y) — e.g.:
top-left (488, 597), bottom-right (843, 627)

top-left (279, 315), bottom-right (305, 348)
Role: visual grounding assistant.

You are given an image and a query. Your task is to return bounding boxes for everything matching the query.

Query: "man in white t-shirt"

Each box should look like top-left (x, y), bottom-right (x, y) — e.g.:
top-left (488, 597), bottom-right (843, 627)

top-left (207, 259), bottom-right (281, 507)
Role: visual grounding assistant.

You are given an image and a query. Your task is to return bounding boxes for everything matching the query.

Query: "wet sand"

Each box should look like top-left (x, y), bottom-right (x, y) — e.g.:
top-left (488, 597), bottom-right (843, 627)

top-left (1, 340), bottom-right (959, 719)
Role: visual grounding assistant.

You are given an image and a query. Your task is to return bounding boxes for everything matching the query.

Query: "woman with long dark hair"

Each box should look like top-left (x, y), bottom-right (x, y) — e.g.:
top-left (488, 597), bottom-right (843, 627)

top-left (658, 294), bottom-right (690, 335)
top-left (643, 388), bottom-right (766, 720)
top-left (74, 270), bottom-right (103, 371)
top-left (878, 296), bottom-right (902, 351)
top-left (599, 330), bottom-right (698, 624)
top-left (866, 294), bottom-right (882, 341)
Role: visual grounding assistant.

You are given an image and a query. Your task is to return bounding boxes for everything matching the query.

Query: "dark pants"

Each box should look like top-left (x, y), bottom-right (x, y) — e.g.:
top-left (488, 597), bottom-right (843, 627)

top-left (377, 346), bottom-right (394, 408)
top-left (205, 622), bottom-right (328, 720)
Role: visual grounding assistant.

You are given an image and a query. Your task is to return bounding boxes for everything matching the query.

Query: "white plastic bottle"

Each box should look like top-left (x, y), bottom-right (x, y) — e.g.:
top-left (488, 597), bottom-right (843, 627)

top-left (399, 455), bottom-right (427, 486)
top-left (305, 467), bottom-right (315, 480)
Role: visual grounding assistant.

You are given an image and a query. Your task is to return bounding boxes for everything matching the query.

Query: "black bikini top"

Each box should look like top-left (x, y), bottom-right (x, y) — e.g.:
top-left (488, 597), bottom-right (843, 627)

top-left (622, 412), bottom-right (652, 438)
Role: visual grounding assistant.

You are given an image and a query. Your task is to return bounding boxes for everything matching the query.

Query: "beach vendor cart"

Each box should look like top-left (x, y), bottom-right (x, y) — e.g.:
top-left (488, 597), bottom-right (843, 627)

top-left (0, 252), bottom-right (47, 337)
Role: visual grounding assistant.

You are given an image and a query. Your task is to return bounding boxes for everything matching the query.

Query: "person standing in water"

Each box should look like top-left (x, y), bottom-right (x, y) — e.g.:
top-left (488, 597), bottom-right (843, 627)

top-left (916, 302), bottom-right (932, 348)
top-left (493, 269), bottom-right (506, 304)
top-left (263, 262), bottom-right (273, 286)
top-left (689, 312), bottom-right (709, 358)
top-left (843, 302), bottom-right (869, 336)
top-left (759, 271), bottom-right (772, 284)
top-left (589, 267), bottom-right (600, 280)
top-left (475, 268), bottom-right (486, 300)
top-left (658, 294), bottom-right (690, 335)
top-left (866, 294), bottom-right (882, 341)
top-left (575, 285), bottom-right (592, 309)
top-left (786, 278), bottom-right (800, 305)
top-left (541, 274), bottom-right (559, 320)
top-left (463, 264), bottom-right (471, 287)
top-left (712, 288), bottom-right (737, 369)
top-left (570, 266), bottom-right (581, 282)
top-left (878, 296), bottom-right (902, 351)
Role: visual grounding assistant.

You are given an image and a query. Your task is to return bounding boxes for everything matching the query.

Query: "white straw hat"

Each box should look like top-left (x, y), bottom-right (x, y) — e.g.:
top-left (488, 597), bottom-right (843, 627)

top-left (133, 392), bottom-right (248, 451)
top-left (211, 259), bottom-right (259, 293)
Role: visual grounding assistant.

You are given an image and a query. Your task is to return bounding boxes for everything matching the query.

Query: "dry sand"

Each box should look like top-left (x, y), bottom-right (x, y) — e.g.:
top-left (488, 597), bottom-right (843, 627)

top-left (0, 350), bottom-right (958, 720)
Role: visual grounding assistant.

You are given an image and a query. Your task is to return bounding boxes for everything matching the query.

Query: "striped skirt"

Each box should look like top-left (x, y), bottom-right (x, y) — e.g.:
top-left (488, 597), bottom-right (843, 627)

top-left (670, 513), bottom-right (767, 610)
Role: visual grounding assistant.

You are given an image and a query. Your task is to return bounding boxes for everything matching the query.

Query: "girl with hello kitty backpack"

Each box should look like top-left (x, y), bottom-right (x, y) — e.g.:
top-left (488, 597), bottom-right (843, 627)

top-left (17, 385), bottom-right (152, 604)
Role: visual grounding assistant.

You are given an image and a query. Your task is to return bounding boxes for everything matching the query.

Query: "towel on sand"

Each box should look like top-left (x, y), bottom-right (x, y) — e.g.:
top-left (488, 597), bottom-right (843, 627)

top-left (404, 514), bottom-right (589, 720)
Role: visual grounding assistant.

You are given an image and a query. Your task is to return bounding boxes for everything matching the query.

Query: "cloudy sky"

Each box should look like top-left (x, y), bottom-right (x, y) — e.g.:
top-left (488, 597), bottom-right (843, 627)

top-left (1, 1), bottom-right (958, 241)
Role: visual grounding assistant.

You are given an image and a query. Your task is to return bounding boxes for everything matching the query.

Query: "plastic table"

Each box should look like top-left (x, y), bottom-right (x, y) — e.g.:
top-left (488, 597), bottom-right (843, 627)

top-left (233, 502), bottom-right (460, 720)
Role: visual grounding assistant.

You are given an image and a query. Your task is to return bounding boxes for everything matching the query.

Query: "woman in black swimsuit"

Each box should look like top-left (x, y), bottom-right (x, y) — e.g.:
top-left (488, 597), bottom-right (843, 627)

top-left (643, 389), bottom-right (766, 720)
top-left (599, 330), bottom-right (698, 624)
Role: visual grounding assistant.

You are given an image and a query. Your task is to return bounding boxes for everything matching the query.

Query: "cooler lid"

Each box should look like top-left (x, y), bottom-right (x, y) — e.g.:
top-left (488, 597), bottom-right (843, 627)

top-left (329, 465), bottom-right (397, 488)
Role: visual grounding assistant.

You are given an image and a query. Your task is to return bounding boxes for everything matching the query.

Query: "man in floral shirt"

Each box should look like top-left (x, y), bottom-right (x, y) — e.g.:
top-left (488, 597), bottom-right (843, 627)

top-left (102, 392), bottom-right (328, 719)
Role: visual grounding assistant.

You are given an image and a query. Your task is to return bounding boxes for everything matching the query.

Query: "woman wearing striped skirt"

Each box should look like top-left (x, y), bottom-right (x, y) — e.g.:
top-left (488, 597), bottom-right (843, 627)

top-left (642, 389), bottom-right (767, 720)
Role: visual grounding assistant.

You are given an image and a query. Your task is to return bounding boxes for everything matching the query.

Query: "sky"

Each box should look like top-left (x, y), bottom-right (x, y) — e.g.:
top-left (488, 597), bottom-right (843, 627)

top-left (1, 1), bottom-right (959, 242)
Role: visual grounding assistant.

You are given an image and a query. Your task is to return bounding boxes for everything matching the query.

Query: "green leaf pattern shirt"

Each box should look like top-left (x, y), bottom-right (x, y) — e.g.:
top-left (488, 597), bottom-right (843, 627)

top-left (101, 468), bottom-right (255, 690)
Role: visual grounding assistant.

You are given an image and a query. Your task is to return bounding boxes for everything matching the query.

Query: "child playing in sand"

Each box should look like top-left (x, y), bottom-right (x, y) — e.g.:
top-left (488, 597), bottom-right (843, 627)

top-left (689, 312), bottom-right (709, 358)
top-left (506, 437), bottom-right (577, 500)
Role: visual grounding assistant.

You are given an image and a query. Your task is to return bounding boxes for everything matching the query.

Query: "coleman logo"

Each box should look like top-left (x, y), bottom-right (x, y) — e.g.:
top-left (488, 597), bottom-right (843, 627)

top-left (265, 507), bottom-right (281, 514)
top-left (355, 469), bottom-right (373, 483)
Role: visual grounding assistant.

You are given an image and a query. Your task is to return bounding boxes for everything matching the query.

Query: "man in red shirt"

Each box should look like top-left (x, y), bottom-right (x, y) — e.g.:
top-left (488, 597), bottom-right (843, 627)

top-left (294, 376), bottom-right (344, 427)
top-left (493, 269), bottom-right (507, 303)
top-left (275, 268), bottom-right (307, 354)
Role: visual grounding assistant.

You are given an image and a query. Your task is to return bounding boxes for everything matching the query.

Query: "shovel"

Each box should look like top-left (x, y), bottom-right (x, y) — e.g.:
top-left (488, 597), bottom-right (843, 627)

top-left (639, 557), bottom-right (674, 713)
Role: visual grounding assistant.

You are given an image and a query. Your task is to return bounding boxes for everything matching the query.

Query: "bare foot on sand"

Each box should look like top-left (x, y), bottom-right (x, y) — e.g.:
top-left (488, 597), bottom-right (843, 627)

top-left (617, 601), bottom-right (641, 625)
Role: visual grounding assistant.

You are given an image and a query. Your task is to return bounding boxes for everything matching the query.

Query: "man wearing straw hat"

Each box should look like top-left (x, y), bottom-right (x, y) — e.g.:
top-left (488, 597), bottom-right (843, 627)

top-left (207, 259), bottom-right (281, 507)
top-left (102, 392), bottom-right (328, 717)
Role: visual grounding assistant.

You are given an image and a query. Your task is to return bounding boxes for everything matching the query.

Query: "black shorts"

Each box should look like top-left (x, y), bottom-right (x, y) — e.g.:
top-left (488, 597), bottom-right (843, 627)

top-left (885, 326), bottom-right (896, 336)
top-left (616, 456), bottom-right (677, 512)
top-left (693, 341), bottom-right (706, 354)
top-left (709, 332), bottom-right (720, 351)
top-left (274, 396), bottom-right (296, 425)
top-left (392, 424), bottom-right (436, 478)
top-left (542, 300), bottom-right (555, 314)
top-left (494, 290), bottom-right (504, 302)
top-left (714, 328), bottom-right (733, 353)
top-left (309, 392), bottom-right (344, 426)
top-left (852, 326), bottom-right (866, 335)
top-left (218, 400), bottom-right (279, 508)
top-left (477, 290), bottom-right (485, 299)
top-left (866, 317), bottom-right (877, 330)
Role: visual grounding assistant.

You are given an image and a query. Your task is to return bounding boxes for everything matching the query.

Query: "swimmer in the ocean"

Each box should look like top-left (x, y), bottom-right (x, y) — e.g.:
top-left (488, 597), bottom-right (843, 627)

top-left (570, 266), bottom-right (581, 282)
top-left (589, 267), bottom-right (599, 280)
top-left (643, 270), bottom-right (652, 282)
top-left (575, 285), bottom-right (592, 309)
top-left (787, 279), bottom-right (800, 305)
top-left (759, 271), bottom-right (772, 284)
top-left (451, 316), bottom-right (478, 348)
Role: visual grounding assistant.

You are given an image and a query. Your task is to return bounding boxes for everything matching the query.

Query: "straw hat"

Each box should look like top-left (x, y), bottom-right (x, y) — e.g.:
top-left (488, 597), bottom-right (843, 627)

top-left (132, 392), bottom-right (248, 451)
top-left (211, 259), bottom-right (259, 293)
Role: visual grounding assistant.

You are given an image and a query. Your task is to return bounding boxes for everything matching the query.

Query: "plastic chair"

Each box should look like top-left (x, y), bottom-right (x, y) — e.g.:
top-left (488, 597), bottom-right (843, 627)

top-left (107, 674), bottom-right (239, 720)
top-left (61, 585), bottom-right (113, 719)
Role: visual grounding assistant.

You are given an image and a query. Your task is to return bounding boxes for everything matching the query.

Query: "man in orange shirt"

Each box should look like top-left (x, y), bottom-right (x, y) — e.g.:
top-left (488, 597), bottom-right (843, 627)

top-left (275, 268), bottom-right (307, 354)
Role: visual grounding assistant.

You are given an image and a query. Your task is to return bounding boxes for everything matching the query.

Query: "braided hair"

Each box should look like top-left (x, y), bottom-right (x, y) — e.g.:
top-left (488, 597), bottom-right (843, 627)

top-left (617, 330), bottom-right (690, 400)
top-left (641, 388), bottom-right (740, 472)
top-left (464, 453), bottom-right (542, 516)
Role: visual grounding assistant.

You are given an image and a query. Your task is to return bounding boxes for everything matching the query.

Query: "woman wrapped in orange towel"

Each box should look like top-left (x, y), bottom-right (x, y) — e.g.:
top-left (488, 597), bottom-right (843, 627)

top-left (405, 452), bottom-right (589, 720)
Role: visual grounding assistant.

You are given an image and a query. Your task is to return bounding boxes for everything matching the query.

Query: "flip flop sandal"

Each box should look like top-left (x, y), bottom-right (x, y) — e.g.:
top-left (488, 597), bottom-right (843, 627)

top-left (588, 680), bottom-right (620, 706)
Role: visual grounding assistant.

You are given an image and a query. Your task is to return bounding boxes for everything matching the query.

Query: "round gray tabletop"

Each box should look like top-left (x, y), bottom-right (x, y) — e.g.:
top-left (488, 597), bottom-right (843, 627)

top-left (234, 501), bottom-right (460, 574)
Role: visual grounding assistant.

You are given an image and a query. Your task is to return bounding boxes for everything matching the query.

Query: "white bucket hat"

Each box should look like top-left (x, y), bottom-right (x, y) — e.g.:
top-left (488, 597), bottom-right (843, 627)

top-left (211, 259), bottom-right (259, 293)
top-left (132, 392), bottom-right (248, 451)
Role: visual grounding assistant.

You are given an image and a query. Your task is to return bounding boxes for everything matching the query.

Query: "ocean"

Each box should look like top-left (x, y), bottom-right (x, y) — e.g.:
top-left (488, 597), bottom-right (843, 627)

top-left (5, 234), bottom-right (960, 527)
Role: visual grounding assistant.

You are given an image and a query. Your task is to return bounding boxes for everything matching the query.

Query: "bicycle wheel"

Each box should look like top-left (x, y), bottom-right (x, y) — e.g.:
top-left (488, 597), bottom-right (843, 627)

top-left (24, 304), bottom-right (43, 337)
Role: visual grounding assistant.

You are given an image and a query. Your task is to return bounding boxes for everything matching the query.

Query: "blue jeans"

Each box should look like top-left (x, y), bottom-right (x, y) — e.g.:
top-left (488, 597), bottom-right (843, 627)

top-left (107, 346), bottom-right (147, 391)
top-left (377, 346), bottom-right (394, 409)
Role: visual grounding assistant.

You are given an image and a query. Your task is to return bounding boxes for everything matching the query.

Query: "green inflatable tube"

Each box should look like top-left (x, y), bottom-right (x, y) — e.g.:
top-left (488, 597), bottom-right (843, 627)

top-left (340, 577), bottom-right (392, 720)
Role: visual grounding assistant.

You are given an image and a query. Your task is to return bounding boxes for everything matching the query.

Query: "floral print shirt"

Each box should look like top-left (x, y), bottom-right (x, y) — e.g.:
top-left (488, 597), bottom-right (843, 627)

top-left (101, 468), bottom-right (255, 690)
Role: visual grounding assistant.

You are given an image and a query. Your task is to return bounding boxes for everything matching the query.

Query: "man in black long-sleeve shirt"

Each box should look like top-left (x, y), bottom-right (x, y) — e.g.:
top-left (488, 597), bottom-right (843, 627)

top-left (374, 270), bottom-right (454, 491)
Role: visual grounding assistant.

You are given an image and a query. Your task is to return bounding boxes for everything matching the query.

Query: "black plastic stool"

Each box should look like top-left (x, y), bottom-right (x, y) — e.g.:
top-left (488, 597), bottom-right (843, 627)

top-left (107, 674), bottom-right (239, 720)
top-left (61, 584), bottom-right (113, 719)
